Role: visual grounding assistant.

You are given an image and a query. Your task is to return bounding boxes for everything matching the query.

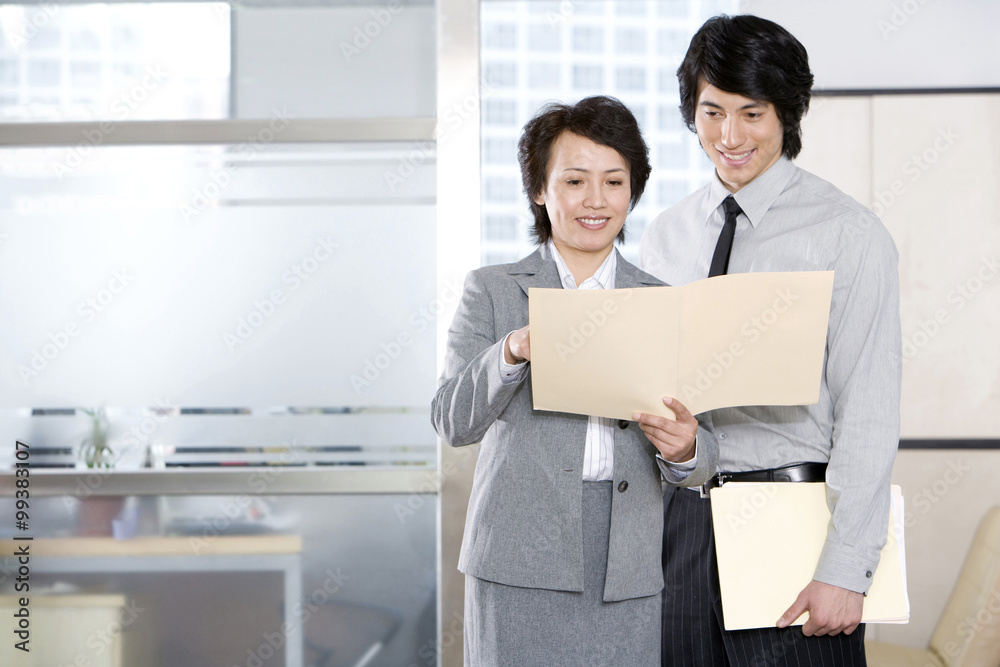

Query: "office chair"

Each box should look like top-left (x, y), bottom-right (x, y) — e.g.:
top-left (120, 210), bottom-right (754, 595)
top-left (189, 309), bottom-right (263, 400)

top-left (866, 505), bottom-right (1000, 667)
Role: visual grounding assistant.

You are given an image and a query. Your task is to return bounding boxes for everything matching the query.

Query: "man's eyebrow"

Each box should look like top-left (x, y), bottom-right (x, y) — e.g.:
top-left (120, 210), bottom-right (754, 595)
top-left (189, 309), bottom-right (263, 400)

top-left (698, 100), bottom-right (768, 111)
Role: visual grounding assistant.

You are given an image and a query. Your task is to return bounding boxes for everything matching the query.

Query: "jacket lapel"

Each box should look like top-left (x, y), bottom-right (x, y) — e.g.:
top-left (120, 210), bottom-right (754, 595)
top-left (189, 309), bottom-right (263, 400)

top-left (508, 248), bottom-right (562, 297)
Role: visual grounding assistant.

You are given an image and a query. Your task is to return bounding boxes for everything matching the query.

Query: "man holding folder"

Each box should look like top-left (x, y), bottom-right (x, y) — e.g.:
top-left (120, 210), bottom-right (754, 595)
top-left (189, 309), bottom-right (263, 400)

top-left (637, 15), bottom-right (901, 667)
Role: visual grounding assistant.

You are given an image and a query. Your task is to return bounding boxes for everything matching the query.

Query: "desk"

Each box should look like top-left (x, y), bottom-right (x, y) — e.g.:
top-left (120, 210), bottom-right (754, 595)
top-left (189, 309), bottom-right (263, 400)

top-left (1, 536), bottom-right (303, 666)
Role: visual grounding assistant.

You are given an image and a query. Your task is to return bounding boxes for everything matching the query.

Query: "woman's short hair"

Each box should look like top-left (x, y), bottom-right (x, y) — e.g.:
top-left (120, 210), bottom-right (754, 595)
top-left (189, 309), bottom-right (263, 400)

top-left (677, 14), bottom-right (814, 159)
top-left (517, 95), bottom-right (651, 245)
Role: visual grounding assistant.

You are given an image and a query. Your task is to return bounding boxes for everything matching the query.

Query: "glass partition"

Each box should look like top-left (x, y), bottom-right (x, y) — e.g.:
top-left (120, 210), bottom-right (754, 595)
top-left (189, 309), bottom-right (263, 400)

top-left (0, 490), bottom-right (436, 666)
top-left (0, 140), bottom-right (437, 469)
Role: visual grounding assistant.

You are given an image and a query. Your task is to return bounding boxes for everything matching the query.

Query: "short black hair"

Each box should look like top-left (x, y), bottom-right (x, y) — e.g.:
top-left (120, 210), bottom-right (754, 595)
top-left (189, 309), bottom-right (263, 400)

top-left (677, 14), bottom-right (814, 159)
top-left (517, 95), bottom-right (651, 245)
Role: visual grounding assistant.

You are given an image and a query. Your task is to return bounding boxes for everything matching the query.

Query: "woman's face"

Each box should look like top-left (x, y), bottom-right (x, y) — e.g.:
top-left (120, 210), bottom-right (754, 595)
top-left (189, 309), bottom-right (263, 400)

top-left (534, 131), bottom-right (631, 265)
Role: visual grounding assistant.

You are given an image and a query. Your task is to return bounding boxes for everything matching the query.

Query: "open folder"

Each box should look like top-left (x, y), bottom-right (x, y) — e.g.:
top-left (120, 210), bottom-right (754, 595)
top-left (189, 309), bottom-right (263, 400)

top-left (528, 271), bottom-right (834, 420)
top-left (709, 482), bottom-right (909, 630)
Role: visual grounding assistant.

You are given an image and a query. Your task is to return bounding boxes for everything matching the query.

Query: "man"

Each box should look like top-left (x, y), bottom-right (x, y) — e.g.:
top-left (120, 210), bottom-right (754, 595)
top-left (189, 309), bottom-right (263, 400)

top-left (635, 14), bottom-right (901, 667)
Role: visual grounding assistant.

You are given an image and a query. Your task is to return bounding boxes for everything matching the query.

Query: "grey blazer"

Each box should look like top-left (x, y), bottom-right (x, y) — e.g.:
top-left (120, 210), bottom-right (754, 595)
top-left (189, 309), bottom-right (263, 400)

top-left (432, 248), bottom-right (718, 602)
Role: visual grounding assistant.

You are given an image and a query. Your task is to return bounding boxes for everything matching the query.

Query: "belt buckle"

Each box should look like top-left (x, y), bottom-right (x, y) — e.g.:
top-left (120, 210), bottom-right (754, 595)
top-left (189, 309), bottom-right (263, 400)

top-left (699, 473), bottom-right (730, 498)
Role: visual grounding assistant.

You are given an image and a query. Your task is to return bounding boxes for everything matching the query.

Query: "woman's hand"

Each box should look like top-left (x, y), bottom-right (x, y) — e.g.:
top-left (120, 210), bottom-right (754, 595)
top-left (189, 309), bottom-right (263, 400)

top-left (632, 396), bottom-right (697, 463)
top-left (504, 325), bottom-right (531, 364)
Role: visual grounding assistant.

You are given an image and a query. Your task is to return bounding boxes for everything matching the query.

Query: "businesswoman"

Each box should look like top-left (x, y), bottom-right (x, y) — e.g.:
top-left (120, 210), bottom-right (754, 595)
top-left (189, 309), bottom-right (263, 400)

top-left (432, 96), bottom-right (719, 665)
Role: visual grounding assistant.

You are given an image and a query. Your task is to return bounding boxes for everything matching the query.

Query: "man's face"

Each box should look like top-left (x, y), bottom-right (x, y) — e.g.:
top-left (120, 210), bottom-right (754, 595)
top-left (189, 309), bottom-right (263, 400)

top-left (694, 80), bottom-right (784, 193)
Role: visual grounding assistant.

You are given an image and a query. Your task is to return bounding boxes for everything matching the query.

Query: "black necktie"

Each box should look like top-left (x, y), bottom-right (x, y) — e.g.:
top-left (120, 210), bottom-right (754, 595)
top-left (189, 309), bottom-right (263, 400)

top-left (708, 196), bottom-right (741, 277)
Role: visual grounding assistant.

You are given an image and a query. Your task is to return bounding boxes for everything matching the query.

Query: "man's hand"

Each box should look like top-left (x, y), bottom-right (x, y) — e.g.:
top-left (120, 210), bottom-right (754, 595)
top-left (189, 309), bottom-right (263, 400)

top-left (776, 580), bottom-right (864, 636)
top-left (632, 397), bottom-right (697, 463)
top-left (505, 325), bottom-right (530, 364)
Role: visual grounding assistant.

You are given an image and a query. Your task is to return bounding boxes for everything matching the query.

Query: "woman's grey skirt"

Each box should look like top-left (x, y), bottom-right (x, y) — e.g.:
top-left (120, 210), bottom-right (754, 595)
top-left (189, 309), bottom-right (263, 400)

top-left (464, 481), bottom-right (660, 666)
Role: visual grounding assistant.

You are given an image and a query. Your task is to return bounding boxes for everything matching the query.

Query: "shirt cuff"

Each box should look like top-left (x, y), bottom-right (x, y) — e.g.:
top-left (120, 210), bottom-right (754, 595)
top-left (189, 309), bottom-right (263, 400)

top-left (498, 332), bottom-right (527, 384)
top-left (656, 436), bottom-right (698, 483)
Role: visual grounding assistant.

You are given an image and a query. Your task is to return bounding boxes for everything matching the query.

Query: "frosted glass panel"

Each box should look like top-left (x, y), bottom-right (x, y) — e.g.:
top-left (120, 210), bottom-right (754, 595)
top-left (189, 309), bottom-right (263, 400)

top-left (0, 141), bottom-right (438, 466)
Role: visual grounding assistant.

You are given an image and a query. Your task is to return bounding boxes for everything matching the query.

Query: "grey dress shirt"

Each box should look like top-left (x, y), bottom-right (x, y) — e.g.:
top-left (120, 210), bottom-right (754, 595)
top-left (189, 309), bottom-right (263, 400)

top-left (639, 156), bottom-right (901, 594)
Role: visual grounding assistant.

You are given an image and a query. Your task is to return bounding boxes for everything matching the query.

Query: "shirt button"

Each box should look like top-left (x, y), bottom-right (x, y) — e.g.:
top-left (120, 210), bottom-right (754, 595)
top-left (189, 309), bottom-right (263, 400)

top-left (865, 571), bottom-right (873, 578)
top-left (617, 420), bottom-right (629, 429)
top-left (618, 481), bottom-right (629, 493)
top-left (719, 433), bottom-right (728, 440)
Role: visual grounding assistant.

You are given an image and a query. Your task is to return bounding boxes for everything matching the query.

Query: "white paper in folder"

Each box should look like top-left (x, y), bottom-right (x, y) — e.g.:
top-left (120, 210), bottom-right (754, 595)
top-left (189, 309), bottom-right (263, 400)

top-left (710, 482), bottom-right (909, 631)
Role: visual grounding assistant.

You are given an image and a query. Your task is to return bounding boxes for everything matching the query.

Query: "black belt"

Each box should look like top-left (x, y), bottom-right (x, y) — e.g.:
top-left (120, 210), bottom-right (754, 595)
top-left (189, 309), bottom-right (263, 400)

top-left (698, 461), bottom-right (827, 498)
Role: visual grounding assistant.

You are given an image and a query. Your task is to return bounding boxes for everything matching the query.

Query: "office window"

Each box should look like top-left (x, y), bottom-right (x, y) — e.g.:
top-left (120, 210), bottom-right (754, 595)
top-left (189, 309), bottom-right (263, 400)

top-left (615, 27), bottom-right (647, 54)
top-left (659, 67), bottom-right (679, 93)
top-left (483, 98), bottom-right (518, 126)
top-left (572, 26), bottom-right (603, 52)
top-left (484, 215), bottom-right (519, 241)
top-left (481, 0), bottom-right (740, 267)
top-left (630, 103), bottom-right (647, 130)
top-left (528, 23), bottom-right (561, 51)
top-left (616, 65), bottom-right (646, 91)
top-left (71, 29), bottom-right (101, 50)
top-left (658, 104), bottom-right (682, 131)
top-left (484, 250), bottom-right (520, 266)
top-left (627, 214), bottom-right (647, 242)
top-left (484, 61), bottom-right (517, 88)
top-left (0, 59), bottom-right (17, 85)
top-left (658, 140), bottom-right (690, 169)
top-left (573, 64), bottom-right (603, 90)
top-left (27, 59), bottom-right (60, 86)
top-left (528, 62), bottom-right (561, 89)
top-left (615, 1), bottom-right (647, 16)
top-left (484, 137), bottom-right (517, 164)
top-left (527, 1), bottom-right (562, 15)
top-left (69, 61), bottom-right (102, 87)
top-left (485, 177), bottom-right (519, 203)
top-left (659, 179), bottom-right (690, 208)
top-left (657, 28), bottom-right (691, 56)
top-left (112, 26), bottom-right (138, 50)
top-left (484, 22), bottom-right (517, 49)
top-left (26, 25), bottom-right (62, 49)
top-left (656, 1), bottom-right (689, 18)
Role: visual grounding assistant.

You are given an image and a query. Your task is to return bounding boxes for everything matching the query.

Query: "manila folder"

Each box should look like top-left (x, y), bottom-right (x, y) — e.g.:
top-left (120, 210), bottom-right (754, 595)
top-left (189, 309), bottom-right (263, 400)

top-left (710, 482), bottom-right (909, 631)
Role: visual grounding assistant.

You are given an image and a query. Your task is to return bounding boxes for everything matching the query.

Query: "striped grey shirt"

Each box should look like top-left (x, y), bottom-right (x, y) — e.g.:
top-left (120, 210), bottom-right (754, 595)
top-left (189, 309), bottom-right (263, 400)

top-left (639, 156), bottom-right (901, 594)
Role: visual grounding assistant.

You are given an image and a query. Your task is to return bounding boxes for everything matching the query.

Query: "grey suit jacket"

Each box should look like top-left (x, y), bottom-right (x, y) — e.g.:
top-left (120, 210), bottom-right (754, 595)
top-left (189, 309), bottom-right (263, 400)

top-left (432, 248), bottom-right (718, 602)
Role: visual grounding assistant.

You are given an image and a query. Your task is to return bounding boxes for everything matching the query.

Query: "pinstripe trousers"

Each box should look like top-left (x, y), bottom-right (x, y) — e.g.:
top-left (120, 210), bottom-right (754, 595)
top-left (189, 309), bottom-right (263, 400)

top-left (661, 488), bottom-right (867, 667)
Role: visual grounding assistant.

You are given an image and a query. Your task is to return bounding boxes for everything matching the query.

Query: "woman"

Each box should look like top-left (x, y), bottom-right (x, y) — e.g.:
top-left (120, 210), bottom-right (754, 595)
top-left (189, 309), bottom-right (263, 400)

top-left (432, 96), bottom-right (718, 665)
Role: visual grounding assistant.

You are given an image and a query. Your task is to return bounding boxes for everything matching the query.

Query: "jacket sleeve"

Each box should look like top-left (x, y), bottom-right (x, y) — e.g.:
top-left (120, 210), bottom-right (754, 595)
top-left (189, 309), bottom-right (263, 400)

top-left (431, 269), bottom-right (528, 446)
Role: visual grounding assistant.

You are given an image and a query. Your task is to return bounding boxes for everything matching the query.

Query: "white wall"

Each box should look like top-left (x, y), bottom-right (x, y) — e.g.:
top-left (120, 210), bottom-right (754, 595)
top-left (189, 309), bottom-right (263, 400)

top-left (797, 92), bottom-right (1000, 649)
top-left (743, 0), bottom-right (1000, 90)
